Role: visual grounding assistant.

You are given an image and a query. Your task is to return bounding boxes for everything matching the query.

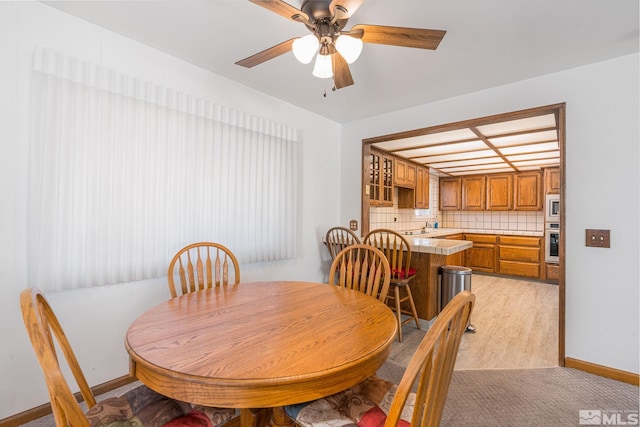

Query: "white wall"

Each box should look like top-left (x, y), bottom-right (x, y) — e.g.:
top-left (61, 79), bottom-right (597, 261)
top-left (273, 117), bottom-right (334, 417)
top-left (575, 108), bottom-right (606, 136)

top-left (2, 1), bottom-right (638, 421)
top-left (341, 53), bottom-right (640, 374)
top-left (0, 2), bottom-right (341, 418)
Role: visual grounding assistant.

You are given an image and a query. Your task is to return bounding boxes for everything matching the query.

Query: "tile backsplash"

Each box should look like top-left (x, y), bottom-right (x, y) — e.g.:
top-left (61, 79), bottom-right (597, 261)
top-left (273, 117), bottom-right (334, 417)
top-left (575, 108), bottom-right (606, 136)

top-left (370, 173), bottom-right (544, 234)
top-left (440, 210), bottom-right (543, 233)
top-left (370, 173), bottom-right (441, 233)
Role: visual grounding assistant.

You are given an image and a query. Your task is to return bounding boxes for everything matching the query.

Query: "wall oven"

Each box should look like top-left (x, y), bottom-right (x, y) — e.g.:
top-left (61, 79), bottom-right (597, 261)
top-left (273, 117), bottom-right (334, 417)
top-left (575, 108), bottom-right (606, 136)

top-left (545, 223), bottom-right (560, 263)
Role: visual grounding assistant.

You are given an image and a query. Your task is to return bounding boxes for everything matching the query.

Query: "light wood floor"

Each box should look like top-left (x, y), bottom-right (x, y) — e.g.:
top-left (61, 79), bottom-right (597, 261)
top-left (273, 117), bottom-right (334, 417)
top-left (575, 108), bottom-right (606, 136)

top-left (389, 273), bottom-right (559, 370)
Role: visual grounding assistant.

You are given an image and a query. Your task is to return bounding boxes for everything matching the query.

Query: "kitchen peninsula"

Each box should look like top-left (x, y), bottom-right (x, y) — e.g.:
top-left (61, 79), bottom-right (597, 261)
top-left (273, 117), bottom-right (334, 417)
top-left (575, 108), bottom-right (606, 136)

top-left (402, 231), bottom-right (472, 321)
top-left (322, 230), bottom-right (471, 321)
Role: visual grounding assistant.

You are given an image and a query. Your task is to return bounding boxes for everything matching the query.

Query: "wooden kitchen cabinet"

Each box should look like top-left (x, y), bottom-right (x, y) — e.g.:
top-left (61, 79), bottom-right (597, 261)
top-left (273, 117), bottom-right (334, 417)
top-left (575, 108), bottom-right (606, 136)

top-left (369, 149), bottom-right (394, 207)
top-left (544, 262), bottom-right (560, 282)
top-left (497, 235), bottom-right (542, 279)
top-left (514, 171), bottom-right (543, 210)
top-left (396, 187), bottom-right (415, 209)
top-left (444, 233), bottom-right (465, 266)
top-left (440, 178), bottom-right (462, 210)
top-left (415, 166), bottom-right (430, 209)
top-left (544, 167), bottom-right (560, 194)
top-left (486, 174), bottom-right (513, 210)
top-left (442, 171), bottom-right (542, 211)
top-left (464, 233), bottom-right (497, 273)
top-left (394, 158), bottom-right (416, 188)
top-left (462, 176), bottom-right (486, 210)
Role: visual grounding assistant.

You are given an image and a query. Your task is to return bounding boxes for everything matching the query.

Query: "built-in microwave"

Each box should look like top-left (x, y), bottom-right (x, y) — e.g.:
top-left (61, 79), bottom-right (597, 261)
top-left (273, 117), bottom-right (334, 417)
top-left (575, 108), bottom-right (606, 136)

top-left (545, 194), bottom-right (560, 223)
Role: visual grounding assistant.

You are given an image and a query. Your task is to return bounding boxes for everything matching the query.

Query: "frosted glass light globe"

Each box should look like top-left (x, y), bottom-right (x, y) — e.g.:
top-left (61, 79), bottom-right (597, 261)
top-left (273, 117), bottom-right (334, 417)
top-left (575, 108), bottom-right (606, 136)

top-left (335, 35), bottom-right (363, 64)
top-left (292, 35), bottom-right (319, 64)
top-left (312, 53), bottom-right (333, 78)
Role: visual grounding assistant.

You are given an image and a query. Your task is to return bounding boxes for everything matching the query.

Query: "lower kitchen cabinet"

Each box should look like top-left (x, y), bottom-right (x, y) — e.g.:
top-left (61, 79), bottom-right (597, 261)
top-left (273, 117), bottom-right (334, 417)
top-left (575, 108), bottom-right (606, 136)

top-left (461, 233), bottom-right (543, 279)
top-left (497, 235), bottom-right (542, 279)
top-left (464, 234), bottom-right (497, 273)
top-left (444, 233), bottom-right (465, 266)
top-left (545, 262), bottom-right (560, 282)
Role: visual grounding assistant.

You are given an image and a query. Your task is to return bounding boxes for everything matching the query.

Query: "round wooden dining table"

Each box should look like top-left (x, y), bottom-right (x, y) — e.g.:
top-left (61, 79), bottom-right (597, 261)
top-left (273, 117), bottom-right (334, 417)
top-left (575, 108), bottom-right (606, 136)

top-left (125, 281), bottom-right (397, 427)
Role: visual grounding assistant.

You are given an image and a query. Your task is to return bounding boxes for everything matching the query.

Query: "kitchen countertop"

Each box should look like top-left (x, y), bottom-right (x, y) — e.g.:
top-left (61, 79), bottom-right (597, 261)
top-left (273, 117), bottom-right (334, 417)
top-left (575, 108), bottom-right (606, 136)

top-left (405, 236), bottom-right (472, 255)
top-left (396, 227), bottom-right (545, 255)
top-left (324, 227), bottom-right (543, 257)
top-left (401, 228), bottom-right (544, 238)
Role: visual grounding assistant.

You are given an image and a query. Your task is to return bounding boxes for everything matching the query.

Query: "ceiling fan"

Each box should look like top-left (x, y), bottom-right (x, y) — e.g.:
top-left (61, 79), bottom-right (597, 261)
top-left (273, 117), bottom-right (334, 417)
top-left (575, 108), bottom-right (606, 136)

top-left (236, 0), bottom-right (446, 90)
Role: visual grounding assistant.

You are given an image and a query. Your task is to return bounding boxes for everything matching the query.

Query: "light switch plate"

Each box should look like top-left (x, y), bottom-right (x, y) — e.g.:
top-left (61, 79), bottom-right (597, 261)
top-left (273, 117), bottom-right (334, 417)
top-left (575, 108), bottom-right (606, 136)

top-left (585, 229), bottom-right (610, 248)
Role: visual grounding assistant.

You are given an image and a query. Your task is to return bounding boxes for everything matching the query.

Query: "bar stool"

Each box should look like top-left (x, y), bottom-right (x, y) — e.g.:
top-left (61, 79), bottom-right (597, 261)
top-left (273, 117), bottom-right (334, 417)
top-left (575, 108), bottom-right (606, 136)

top-left (325, 226), bottom-right (361, 260)
top-left (364, 229), bottom-right (420, 342)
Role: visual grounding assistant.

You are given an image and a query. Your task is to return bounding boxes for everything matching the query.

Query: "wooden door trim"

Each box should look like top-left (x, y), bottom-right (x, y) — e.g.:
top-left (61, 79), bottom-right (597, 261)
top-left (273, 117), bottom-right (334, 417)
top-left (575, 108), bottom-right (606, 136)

top-left (361, 102), bottom-right (566, 366)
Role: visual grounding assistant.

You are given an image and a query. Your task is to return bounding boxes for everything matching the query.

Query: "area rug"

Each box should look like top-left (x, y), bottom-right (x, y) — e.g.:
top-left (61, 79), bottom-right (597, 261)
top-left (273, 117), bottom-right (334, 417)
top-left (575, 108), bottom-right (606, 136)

top-left (377, 361), bottom-right (639, 426)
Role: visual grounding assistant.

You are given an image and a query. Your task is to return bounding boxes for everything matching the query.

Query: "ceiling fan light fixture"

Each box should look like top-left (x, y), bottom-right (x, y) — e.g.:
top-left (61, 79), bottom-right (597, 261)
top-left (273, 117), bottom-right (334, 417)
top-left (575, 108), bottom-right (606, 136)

top-left (312, 52), bottom-right (333, 78)
top-left (292, 34), bottom-right (319, 64)
top-left (335, 34), bottom-right (363, 64)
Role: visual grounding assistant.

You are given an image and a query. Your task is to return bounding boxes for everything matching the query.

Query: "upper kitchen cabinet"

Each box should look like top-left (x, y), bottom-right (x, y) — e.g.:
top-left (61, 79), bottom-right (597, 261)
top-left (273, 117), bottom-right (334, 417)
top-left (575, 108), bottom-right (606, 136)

top-left (442, 171), bottom-right (542, 211)
top-left (486, 174), bottom-right (513, 210)
top-left (514, 171), bottom-right (543, 210)
top-left (462, 176), bottom-right (486, 210)
top-left (394, 158), bottom-right (416, 188)
top-left (439, 178), bottom-right (462, 210)
top-left (368, 149), bottom-right (394, 207)
top-left (398, 164), bottom-right (429, 209)
top-left (544, 167), bottom-right (560, 194)
top-left (415, 166), bottom-right (430, 209)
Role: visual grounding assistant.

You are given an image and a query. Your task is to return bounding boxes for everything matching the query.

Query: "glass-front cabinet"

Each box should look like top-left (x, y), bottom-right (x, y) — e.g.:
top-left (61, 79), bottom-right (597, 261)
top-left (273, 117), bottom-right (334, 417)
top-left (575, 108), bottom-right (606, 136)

top-left (369, 149), bottom-right (393, 206)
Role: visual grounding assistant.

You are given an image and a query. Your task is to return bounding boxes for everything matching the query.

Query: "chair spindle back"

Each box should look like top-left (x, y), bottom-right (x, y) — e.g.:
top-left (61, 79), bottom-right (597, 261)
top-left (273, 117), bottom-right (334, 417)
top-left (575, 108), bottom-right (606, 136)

top-left (328, 243), bottom-right (391, 302)
top-left (168, 242), bottom-right (240, 298)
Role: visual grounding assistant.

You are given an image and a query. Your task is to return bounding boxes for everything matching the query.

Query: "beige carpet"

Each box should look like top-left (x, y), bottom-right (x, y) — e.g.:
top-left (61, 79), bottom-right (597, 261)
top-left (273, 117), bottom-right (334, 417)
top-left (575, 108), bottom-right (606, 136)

top-left (23, 364), bottom-right (638, 427)
top-left (377, 360), bottom-right (639, 427)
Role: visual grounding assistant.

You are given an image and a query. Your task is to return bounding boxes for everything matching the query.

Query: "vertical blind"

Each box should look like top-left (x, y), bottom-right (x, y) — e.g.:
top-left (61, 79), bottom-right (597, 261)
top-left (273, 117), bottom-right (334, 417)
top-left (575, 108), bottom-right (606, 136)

top-left (28, 48), bottom-right (298, 292)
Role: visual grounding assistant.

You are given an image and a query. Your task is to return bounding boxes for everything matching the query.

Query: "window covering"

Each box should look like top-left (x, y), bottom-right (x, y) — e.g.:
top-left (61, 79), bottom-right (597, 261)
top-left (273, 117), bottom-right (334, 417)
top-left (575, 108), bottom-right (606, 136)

top-left (28, 47), bottom-right (298, 292)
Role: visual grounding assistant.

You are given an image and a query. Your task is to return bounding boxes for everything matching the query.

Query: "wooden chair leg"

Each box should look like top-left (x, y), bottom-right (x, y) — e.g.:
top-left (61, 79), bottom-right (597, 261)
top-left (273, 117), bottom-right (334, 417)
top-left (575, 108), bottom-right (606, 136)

top-left (394, 284), bottom-right (403, 342)
top-left (405, 285), bottom-right (421, 329)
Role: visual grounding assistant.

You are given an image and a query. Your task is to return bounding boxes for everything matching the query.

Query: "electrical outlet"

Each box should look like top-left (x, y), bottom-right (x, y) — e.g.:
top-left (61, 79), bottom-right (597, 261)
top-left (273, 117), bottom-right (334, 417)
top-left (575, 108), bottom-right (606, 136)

top-left (349, 220), bottom-right (358, 231)
top-left (585, 229), bottom-right (610, 248)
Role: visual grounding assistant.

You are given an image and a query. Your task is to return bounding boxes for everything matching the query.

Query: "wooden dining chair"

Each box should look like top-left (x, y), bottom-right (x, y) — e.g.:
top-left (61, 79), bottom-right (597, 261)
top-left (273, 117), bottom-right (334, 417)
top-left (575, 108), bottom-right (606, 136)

top-left (20, 287), bottom-right (236, 427)
top-left (284, 290), bottom-right (475, 427)
top-left (329, 243), bottom-right (391, 303)
top-left (168, 242), bottom-right (240, 298)
top-left (365, 228), bottom-right (421, 342)
top-left (325, 226), bottom-right (361, 260)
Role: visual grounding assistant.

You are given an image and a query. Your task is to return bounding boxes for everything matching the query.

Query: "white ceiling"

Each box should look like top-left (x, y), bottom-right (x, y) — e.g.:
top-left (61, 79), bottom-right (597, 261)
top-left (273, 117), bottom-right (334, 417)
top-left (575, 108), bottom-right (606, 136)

top-left (372, 111), bottom-right (561, 176)
top-left (42, 0), bottom-right (639, 125)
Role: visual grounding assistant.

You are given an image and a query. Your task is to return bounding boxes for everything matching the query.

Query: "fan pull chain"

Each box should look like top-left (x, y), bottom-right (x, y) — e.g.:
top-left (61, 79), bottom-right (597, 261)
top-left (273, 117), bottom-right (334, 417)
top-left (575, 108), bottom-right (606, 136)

top-left (322, 85), bottom-right (338, 98)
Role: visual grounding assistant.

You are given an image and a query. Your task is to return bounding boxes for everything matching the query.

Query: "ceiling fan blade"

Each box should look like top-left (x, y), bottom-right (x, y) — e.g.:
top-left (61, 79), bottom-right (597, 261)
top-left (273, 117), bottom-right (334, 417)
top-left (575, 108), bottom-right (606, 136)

top-left (332, 52), bottom-right (354, 89)
top-left (235, 38), bottom-right (296, 68)
top-left (350, 24), bottom-right (446, 50)
top-left (329, 0), bottom-right (364, 19)
top-left (329, 0), bottom-right (364, 29)
top-left (249, 0), bottom-right (309, 22)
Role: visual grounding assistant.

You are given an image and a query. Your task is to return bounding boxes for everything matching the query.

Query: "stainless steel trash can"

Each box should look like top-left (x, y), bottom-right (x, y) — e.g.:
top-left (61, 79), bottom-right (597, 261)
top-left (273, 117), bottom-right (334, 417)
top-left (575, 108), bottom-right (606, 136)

top-left (439, 265), bottom-right (475, 332)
